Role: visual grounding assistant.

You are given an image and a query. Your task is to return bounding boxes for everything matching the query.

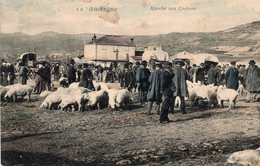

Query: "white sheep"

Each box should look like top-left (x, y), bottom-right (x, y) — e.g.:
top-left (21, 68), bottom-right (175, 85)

top-left (59, 87), bottom-right (91, 111)
top-left (186, 82), bottom-right (218, 108)
top-left (207, 85), bottom-right (218, 108)
top-left (1, 85), bottom-right (20, 101)
top-left (4, 84), bottom-right (33, 102)
top-left (40, 89), bottom-right (70, 109)
top-left (226, 148), bottom-right (260, 166)
top-left (58, 92), bottom-right (84, 112)
top-left (85, 89), bottom-right (108, 110)
top-left (98, 82), bottom-right (111, 90)
top-left (115, 89), bottom-right (132, 109)
top-left (68, 82), bottom-right (79, 89)
top-left (217, 85), bottom-right (239, 110)
top-left (39, 91), bottom-right (53, 100)
top-left (107, 89), bottom-right (120, 109)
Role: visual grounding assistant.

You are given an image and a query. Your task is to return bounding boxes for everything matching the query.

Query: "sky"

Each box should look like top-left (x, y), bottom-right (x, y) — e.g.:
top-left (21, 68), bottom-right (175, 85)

top-left (1, 0), bottom-right (260, 35)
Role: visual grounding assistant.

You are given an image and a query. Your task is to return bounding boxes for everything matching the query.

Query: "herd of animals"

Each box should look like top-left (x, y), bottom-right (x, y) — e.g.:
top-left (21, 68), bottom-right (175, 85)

top-left (0, 77), bottom-right (248, 112)
top-left (0, 81), bottom-right (132, 112)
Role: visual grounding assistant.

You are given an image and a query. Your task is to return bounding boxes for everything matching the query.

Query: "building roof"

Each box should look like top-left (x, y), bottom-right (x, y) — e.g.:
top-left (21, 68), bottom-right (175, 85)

top-left (88, 35), bottom-right (136, 47)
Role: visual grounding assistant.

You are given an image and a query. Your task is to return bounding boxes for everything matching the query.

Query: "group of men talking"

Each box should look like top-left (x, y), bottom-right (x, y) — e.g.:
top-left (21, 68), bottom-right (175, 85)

top-left (135, 60), bottom-right (188, 123)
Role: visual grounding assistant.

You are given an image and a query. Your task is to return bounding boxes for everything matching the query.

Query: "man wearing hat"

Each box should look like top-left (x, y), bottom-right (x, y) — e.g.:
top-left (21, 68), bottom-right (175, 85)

top-left (120, 62), bottom-right (134, 91)
top-left (172, 60), bottom-right (188, 114)
top-left (196, 63), bottom-right (206, 84)
top-left (207, 63), bottom-right (217, 85)
top-left (225, 61), bottom-right (239, 90)
top-left (147, 62), bottom-right (162, 115)
top-left (18, 61), bottom-right (29, 85)
top-left (79, 63), bottom-right (94, 90)
top-left (67, 59), bottom-right (77, 84)
top-left (136, 60), bottom-right (150, 105)
top-left (245, 60), bottom-right (260, 101)
top-left (160, 62), bottom-right (174, 123)
top-left (1, 62), bottom-right (8, 86)
top-left (132, 61), bottom-right (141, 92)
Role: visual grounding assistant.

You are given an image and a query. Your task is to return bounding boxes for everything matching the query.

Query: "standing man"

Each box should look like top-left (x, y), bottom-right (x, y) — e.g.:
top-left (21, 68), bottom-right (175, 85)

top-left (7, 63), bottom-right (16, 85)
top-left (147, 62), bottom-right (162, 115)
top-left (120, 63), bottom-right (134, 91)
top-left (207, 63), bottom-right (217, 85)
top-left (173, 60), bottom-right (189, 114)
top-left (18, 62), bottom-right (28, 85)
top-left (196, 63), bottom-right (206, 84)
top-left (245, 60), bottom-right (260, 101)
top-left (160, 62), bottom-right (174, 123)
top-left (132, 61), bottom-right (141, 93)
top-left (136, 60), bottom-right (150, 105)
top-left (67, 59), bottom-right (77, 84)
top-left (225, 61), bottom-right (239, 90)
top-left (79, 63), bottom-right (95, 90)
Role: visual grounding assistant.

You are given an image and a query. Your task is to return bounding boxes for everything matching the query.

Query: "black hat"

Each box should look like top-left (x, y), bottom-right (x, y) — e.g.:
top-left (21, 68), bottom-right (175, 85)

top-left (249, 60), bottom-right (256, 65)
top-left (124, 63), bottom-right (129, 68)
top-left (141, 60), bottom-right (147, 65)
top-left (175, 60), bottom-right (184, 66)
top-left (83, 63), bottom-right (88, 68)
top-left (128, 62), bottom-right (133, 65)
top-left (42, 61), bottom-right (47, 66)
top-left (231, 61), bottom-right (236, 65)
top-left (135, 61), bottom-right (140, 65)
top-left (70, 59), bottom-right (75, 64)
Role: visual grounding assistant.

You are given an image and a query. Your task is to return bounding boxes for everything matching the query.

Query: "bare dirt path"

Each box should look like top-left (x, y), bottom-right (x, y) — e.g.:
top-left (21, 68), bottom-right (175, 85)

top-left (1, 94), bottom-right (260, 165)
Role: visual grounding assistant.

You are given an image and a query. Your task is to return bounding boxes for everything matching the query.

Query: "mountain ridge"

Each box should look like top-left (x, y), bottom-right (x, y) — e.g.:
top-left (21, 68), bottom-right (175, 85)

top-left (0, 21), bottom-right (259, 62)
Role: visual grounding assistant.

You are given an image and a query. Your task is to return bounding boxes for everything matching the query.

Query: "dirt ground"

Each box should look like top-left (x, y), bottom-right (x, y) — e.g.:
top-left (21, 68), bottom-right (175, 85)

top-left (1, 92), bottom-right (260, 166)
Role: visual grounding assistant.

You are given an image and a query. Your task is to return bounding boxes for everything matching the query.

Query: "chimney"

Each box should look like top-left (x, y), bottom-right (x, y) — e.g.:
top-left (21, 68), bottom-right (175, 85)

top-left (130, 38), bottom-right (134, 44)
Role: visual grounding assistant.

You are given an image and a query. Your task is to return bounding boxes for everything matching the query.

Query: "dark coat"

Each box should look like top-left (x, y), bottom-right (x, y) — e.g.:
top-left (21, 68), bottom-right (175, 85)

top-left (67, 65), bottom-right (77, 83)
top-left (207, 67), bottom-right (217, 85)
top-left (136, 67), bottom-right (150, 91)
top-left (18, 66), bottom-right (28, 84)
top-left (147, 70), bottom-right (162, 101)
top-left (196, 67), bottom-right (206, 83)
top-left (43, 66), bottom-right (51, 83)
top-left (8, 65), bottom-right (16, 81)
top-left (120, 69), bottom-right (134, 88)
top-left (105, 70), bottom-right (115, 83)
top-left (225, 67), bottom-right (239, 90)
top-left (245, 66), bottom-right (260, 92)
top-left (173, 66), bottom-right (189, 97)
top-left (79, 68), bottom-right (94, 90)
top-left (160, 70), bottom-right (174, 96)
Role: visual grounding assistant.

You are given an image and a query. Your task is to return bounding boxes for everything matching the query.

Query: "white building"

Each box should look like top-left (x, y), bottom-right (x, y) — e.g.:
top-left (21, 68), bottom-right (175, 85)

top-left (142, 46), bottom-right (169, 62)
top-left (84, 35), bottom-right (136, 67)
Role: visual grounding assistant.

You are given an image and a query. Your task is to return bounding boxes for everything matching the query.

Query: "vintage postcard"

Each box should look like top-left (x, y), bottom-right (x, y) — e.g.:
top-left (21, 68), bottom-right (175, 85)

top-left (1, 0), bottom-right (260, 165)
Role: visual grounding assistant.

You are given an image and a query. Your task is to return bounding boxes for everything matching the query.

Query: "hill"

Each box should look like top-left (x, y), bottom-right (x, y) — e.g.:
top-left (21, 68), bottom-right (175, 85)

top-left (0, 21), bottom-right (259, 62)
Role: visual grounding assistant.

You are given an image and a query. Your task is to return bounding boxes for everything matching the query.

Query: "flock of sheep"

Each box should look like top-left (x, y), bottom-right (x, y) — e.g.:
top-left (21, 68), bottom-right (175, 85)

top-left (0, 81), bottom-right (132, 112)
top-left (0, 78), bottom-right (247, 112)
top-left (184, 80), bottom-right (245, 111)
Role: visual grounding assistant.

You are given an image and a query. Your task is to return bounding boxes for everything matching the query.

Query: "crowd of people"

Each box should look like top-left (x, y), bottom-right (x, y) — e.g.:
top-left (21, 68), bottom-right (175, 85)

top-left (1, 58), bottom-right (259, 123)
